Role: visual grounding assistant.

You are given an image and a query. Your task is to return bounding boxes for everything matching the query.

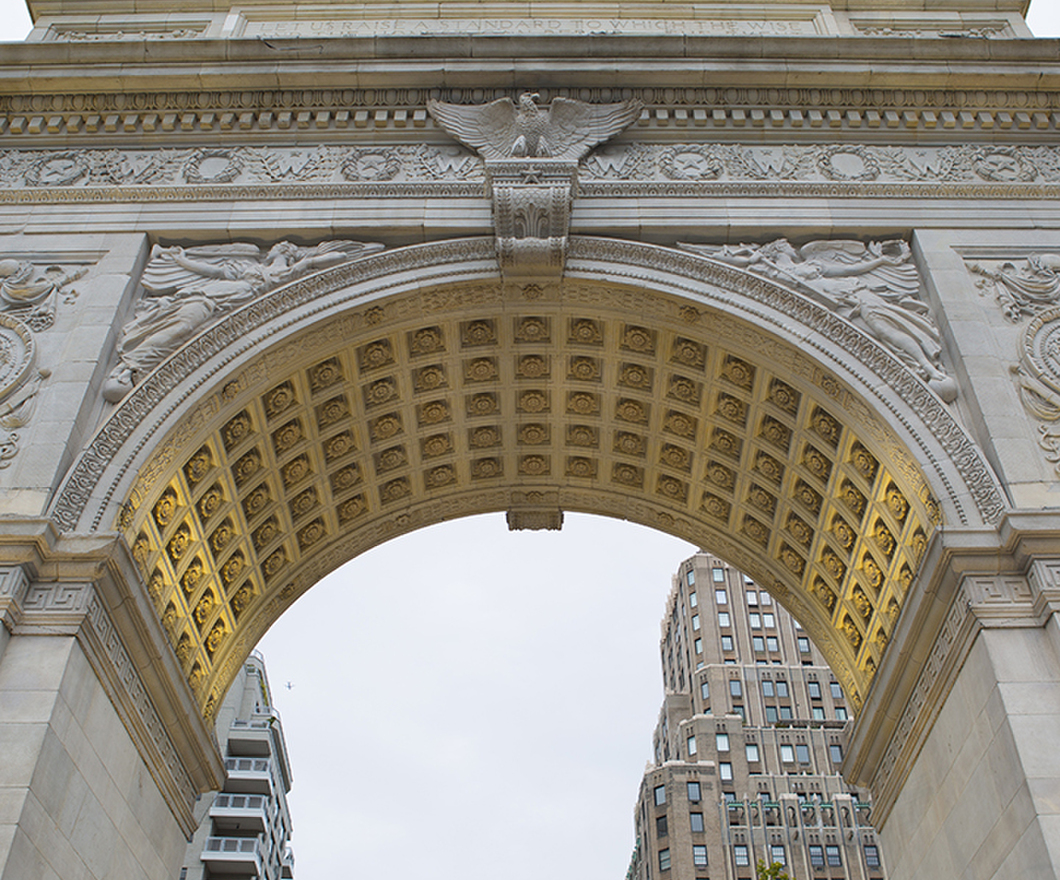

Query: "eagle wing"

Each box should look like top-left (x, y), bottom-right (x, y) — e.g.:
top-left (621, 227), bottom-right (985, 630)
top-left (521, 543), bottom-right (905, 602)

top-left (427, 97), bottom-right (520, 161)
top-left (545, 97), bottom-right (644, 161)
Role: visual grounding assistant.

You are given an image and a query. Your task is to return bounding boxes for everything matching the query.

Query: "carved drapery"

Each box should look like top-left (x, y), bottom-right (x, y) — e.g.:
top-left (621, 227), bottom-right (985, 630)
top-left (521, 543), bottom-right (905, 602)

top-left (103, 239), bottom-right (384, 402)
top-left (679, 238), bottom-right (958, 402)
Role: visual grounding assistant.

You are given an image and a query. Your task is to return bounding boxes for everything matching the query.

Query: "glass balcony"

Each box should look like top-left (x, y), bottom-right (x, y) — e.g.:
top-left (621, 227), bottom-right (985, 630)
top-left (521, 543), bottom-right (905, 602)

top-left (223, 757), bottom-right (273, 794)
top-left (227, 718), bottom-right (274, 757)
top-left (201, 836), bottom-right (264, 875)
top-left (209, 793), bottom-right (269, 833)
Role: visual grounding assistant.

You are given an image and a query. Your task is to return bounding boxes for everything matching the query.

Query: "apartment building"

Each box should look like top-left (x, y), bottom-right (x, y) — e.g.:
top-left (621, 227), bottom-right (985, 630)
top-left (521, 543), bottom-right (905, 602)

top-left (627, 553), bottom-right (885, 880)
top-left (179, 651), bottom-right (295, 880)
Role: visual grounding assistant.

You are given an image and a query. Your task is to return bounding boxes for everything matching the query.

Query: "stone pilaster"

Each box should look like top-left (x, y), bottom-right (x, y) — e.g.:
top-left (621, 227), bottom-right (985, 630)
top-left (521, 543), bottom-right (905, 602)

top-left (0, 519), bottom-right (223, 880)
top-left (845, 512), bottom-right (1060, 879)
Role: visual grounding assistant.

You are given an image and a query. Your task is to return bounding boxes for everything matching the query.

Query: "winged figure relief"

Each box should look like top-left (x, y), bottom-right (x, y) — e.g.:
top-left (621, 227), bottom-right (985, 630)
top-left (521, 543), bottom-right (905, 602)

top-left (102, 239), bottom-right (383, 402)
top-left (427, 93), bottom-right (643, 161)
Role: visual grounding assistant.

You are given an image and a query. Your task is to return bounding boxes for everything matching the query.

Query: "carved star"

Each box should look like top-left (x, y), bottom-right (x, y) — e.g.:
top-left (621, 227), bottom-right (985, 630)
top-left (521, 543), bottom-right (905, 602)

top-left (520, 165), bottom-right (543, 184)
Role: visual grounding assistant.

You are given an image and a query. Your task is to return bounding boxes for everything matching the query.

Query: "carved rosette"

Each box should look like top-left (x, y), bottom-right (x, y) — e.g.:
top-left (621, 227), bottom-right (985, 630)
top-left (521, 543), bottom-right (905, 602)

top-left (486, 160), bottom-right (577, 279)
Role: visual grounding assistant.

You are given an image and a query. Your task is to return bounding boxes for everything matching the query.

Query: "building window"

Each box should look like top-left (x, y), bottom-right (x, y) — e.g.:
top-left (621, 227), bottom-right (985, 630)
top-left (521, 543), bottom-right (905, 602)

top-left (718, 611), bottom-right (730, 627)
top-left (830, 682), bottom-right (843, 699)
top-left (713, 568), bottom-right (725, 582)
top-left (729, 679), bottom-right (742, 697)
top-left (779, 705), bottom-right (793, 721)
top-left (734, 845), bottom-right (750, 866)
top-left (798, 636), bottom-right (811, 653)
top-left (835, 706), bottom-right (848, 721)
top-left (775, 681), bottom-right (789, 698)
top-left (753, 636), bottom-right (765, 652)
top-left (746, 743), bottom-right (760, 762)
top-left (692, 614), bottom-right (700, 632)
top-left (656, 815), bottom-right (668, 837)
top-left (689, 591), bottom-right (697, 607)
top-left (770, 845), bottom-right (786, 865)
top-left (659, 848), bottom-right (671, 871)
top-left (749, 612), bottom-right (761, 629)
top-left (761, 680), bottom-right (774, 697)
top-left (654, 785), bottom-right (666, 806)
top-left (807, 681), bottom-right (822, 699)
top-left (695, 638), bottom-right (702, 655)
top-left (693, 845), bottom-right (708, 867)
top-left (746, 590), bottom-right (758, 605)
top-left (688, 736), bottom-right (697, 756)
top-left (721, 635), bottom-right (734, 652)
top-left (701, 681), bottom-right (710, 700)
top-left (812, 706), bottom-right (825, 721)
top-left (780, 744), bottom-right (795, 763)
top-left (690, 813), bottom-right (704, 833)
top-left (826, 845), bottom-right (842, 867)
top-left (763, 613), bottom-right (776, 628)
top-left (796, 743), bottom-right (810, 764)
top-left (719, 762), bottom-right (733, 781)
top-left (716, 732), bottom-right (730, 752)
top-left (733, 705), bottom-right (745, 719)
top-left (765, 706), bottom-right (778, 723)
top-left (865, 845), bottom-right (881, 868)
top-left (687, 571), bottom-right (695, 586)
top-left (716, 589), bottom-right (728, 604)
top-left (687, 781), bottom-right (701, 802)
top-left (809, 845), bottom-right (824, 868)
top-left (761, 591), bottom-right (772, 605)
top-left (830, 744), bottom-right (844, 764)
top-left (766, 636), bottom-right (779, 652)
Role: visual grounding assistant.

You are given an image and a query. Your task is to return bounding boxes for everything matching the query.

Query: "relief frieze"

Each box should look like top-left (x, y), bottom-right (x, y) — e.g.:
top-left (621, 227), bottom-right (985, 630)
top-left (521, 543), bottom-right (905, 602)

top-left (1, 142), bottom-right (1060, 203)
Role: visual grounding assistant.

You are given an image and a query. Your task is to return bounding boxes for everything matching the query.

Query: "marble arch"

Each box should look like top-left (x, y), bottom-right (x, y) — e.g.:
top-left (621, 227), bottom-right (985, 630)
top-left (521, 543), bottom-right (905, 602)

top-left (4, 0), bottom-right (1060, 878)
top-left (50, 235), bottom-right (1002, 723)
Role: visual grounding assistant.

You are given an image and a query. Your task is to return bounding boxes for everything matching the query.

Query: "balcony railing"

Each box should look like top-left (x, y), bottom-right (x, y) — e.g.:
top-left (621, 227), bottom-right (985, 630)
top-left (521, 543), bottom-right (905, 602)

top-left (201, 836), bottom-right (264, 875)
top-left (209, 793), bottom-right (269, 833)
top-left (223, 757), bottom-right (273, 794)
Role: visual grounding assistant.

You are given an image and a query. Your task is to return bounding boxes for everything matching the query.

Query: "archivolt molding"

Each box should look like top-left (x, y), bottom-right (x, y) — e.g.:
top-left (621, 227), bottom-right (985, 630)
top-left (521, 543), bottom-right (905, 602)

top-left (46, 235), bottom-right (1010, 721)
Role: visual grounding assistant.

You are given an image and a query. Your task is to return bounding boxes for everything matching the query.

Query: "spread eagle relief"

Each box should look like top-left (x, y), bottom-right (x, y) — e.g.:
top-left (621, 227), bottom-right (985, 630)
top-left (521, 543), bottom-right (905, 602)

top-left (427, 92), bottom-right (643, 161)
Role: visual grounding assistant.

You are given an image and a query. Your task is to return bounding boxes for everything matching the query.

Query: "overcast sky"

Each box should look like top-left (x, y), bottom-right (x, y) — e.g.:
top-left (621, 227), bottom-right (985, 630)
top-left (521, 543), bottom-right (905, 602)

top-left (1, 2), bottom-right (1059, 878)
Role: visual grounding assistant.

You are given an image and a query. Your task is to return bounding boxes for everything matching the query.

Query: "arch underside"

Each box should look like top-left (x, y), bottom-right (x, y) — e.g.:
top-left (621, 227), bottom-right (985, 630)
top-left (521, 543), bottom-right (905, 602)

top-left (56, 237), bottom-right (1005, 721)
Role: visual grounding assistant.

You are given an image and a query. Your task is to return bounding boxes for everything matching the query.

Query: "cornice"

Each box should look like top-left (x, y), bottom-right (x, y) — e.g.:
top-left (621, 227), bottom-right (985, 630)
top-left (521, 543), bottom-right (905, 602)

top-left (0, 34), bottom-right (1058, 94)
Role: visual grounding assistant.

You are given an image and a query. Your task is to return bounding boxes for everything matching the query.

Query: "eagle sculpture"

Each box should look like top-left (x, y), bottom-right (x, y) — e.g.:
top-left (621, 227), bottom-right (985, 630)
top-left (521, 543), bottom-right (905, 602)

top-left (427, 92), bottom-right (643, 161)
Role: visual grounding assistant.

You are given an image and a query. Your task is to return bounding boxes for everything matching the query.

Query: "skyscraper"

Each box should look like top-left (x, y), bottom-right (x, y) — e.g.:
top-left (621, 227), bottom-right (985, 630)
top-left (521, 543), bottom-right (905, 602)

top-left (179, 651), bottom-right (295, 880)
top-left (627, 553), bottom-right (885, 880)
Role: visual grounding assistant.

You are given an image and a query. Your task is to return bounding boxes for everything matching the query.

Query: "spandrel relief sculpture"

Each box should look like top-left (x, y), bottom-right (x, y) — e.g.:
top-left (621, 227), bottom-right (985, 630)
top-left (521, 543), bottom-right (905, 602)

top-left (679, 238), bottom-right (957, 402)
top-left (0, 258), bottom-right (85, 466)
top-left (103, 239), bottom-right (384, 402)
top-left (970, 253), bottom-right (1060, 321)
top-left (0, 258), bottom-right (86, 331)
